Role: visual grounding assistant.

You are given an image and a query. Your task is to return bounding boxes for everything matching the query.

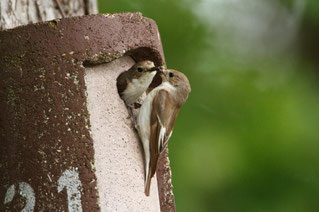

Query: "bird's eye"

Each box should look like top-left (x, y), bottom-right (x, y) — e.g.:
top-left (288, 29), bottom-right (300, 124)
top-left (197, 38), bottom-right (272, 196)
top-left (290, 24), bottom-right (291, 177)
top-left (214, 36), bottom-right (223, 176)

top-left (169, 72), bottom-right (174, 78)
top-left (137, 67), bottom-right (143, 72)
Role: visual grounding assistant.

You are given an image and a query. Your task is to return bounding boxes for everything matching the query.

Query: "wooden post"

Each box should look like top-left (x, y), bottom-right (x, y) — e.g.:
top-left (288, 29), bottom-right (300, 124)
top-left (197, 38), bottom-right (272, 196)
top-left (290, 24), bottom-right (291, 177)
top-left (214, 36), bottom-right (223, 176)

top-left (0, 13), bottom-right (175, 211)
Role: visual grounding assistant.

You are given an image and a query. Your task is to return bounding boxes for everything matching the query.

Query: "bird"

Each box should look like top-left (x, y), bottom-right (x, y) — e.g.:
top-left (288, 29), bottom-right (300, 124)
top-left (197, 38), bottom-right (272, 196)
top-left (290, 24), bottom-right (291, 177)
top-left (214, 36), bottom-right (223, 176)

top-left (136, 68), bottom-right (191, 196)
top-left (117, 60), bottom-right (160, 105)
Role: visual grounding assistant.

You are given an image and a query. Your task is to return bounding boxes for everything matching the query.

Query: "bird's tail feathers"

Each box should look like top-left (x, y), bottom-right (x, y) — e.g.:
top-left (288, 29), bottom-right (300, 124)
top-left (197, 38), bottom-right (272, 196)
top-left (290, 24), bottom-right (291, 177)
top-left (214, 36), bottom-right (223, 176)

top-left (144, 168), bottom-right (152, 196)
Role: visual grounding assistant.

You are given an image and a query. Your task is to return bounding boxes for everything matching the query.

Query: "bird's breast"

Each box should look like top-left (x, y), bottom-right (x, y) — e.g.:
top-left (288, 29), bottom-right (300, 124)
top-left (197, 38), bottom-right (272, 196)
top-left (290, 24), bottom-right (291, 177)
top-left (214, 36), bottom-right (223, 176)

top-left (122, 72), bottom-right (156, 104)
top-left (137, 83), bottom-right (173, 139)
top-left (137, 91), bottom-right (155, 139)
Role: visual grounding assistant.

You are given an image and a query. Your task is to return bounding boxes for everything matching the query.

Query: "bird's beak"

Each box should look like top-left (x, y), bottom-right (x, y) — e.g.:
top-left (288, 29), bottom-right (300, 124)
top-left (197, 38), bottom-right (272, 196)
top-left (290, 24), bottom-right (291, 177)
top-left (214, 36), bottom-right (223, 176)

top-left (147, 66), bottom-right (160, 72)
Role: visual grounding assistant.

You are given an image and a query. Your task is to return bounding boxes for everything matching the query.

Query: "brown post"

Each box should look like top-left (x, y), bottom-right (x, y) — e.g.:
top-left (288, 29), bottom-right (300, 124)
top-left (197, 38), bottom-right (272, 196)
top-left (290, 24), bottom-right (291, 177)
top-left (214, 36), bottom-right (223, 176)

top-left (0, 13), bottom-right (175, 211)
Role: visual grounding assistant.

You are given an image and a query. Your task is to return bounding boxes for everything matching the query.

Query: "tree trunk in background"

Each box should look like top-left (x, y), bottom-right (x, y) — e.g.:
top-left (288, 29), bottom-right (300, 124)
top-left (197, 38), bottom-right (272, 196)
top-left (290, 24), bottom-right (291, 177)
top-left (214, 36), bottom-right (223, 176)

top-left (0, 0), bottom-right (98, 30)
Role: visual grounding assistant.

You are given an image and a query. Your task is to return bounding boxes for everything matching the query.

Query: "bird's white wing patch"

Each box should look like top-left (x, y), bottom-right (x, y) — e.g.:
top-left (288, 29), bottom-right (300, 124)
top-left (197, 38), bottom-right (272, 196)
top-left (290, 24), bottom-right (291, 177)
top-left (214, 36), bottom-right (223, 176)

top-left (159, 127), bottom-right (166, 152)
top-left (157, 114), bottom-right (165, 152)
top-left (161, 130), bottom-right (172, 154)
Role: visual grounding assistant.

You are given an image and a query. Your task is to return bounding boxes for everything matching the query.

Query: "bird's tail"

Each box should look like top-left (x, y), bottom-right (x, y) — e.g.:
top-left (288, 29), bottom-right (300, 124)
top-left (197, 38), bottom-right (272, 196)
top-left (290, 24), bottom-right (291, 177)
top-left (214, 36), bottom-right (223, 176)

top-left (144, 167), bottom-right (152, 196)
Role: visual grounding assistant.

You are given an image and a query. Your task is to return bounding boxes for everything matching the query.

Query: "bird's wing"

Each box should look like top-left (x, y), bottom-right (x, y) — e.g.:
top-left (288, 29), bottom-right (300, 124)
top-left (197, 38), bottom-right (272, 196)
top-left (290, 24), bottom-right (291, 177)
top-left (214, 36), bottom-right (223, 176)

top-left (116, 71), bottom-right (130, 94)
top-left (149, 89), bottom-right (179, 177)
top-left (144, 89), bottom-right (179, 196)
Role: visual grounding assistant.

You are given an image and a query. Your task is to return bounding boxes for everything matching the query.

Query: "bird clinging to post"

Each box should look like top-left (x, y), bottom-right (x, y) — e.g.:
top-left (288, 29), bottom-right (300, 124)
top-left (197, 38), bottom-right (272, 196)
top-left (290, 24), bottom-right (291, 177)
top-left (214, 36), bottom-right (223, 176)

top-left (136, 68), bottom-right (191, 196)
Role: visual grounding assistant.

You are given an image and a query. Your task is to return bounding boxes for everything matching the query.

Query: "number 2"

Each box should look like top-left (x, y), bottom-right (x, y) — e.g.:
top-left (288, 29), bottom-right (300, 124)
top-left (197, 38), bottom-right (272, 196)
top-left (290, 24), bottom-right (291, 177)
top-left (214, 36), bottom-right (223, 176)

top-left (4, 182), bottom-right (35, 212)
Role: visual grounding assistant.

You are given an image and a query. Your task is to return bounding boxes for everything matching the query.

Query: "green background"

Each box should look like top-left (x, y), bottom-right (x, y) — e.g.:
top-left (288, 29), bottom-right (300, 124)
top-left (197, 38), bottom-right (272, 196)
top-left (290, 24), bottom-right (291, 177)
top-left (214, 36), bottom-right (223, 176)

top-left (99, 0), bottom-right (319, 211)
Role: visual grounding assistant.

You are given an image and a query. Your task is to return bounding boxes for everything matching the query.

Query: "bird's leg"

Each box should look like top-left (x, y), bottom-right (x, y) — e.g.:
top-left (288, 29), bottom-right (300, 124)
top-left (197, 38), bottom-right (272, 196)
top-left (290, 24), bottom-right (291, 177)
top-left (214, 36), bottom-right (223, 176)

top-left (126, 105), bottom-right (134, 119)
top-left (130, 111), bottom-right (138, 129)
top-left (124, 100), bottom-right (139, 129)
top-left (135, 123), bottom-right (140, 134)
top-left (132, 116), bottom-right (140, 134)
top-left (123, 100), bottom-right (134, 119)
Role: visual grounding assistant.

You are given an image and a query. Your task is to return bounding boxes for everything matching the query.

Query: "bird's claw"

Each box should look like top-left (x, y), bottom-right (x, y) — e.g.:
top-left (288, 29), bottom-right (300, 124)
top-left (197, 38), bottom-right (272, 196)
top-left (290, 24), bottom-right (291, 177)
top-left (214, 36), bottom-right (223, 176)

top-left (134, 102), bottom-right (142, 109)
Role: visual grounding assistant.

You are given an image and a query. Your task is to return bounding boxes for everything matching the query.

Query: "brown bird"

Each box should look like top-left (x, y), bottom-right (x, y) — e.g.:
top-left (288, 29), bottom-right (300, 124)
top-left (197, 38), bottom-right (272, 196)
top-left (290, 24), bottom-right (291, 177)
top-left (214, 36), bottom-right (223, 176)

top-left (117, 60), bottom-right (160, 105)
top-left (136, 69), bottom-right (191, 196)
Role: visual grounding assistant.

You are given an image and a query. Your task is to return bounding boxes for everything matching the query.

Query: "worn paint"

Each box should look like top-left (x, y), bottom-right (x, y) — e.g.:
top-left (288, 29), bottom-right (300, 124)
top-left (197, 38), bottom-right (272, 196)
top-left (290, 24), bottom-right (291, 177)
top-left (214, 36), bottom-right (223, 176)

top-left (58, 168), bottom-right (83, 212)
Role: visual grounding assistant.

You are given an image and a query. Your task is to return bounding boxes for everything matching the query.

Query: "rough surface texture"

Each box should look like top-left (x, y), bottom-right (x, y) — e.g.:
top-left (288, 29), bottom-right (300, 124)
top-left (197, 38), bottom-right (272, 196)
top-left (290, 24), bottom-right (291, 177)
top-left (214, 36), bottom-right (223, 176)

top-left (0, 0), bottom-right (98, 30)
top-left (85, 56), bottom-right (160, 211)
top-left (157, 150), bottom-right (176, 212)
top-left (0, 13), bottom-right (175, 211)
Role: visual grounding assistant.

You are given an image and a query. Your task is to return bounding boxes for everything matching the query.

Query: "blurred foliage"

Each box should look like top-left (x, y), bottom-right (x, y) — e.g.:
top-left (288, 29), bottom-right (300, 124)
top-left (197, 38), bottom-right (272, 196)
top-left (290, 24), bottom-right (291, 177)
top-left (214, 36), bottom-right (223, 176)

top-left (99, 0), bottom-right (319, 211)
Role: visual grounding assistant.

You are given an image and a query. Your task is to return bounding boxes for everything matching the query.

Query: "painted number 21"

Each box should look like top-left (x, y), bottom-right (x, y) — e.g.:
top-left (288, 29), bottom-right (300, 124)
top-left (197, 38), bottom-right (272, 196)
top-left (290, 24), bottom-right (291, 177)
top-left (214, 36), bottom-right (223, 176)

top-left (3, 168), bottom-right (82, 211)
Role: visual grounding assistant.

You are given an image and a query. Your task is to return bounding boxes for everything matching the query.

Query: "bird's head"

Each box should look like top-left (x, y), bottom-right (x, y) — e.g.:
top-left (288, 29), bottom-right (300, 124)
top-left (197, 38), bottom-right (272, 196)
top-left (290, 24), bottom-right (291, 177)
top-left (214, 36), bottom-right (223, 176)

top-left (161, 69), bottom-right (190, 90)
top-left (160, 69), bottom-right (191, 105)
top-left (130, 60), bottom-right (160, 79)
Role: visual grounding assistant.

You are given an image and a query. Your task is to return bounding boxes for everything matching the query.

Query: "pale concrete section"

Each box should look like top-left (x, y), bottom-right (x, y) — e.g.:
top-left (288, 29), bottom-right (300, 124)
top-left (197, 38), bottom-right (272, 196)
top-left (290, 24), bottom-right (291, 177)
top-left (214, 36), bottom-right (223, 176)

top-left (85, 56), bottom-right (160, 212)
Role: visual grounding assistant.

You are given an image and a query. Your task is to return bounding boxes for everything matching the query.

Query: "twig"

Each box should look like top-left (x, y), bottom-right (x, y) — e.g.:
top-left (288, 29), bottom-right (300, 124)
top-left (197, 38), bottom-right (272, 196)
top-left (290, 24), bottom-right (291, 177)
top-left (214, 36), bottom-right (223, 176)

top-left (55, 0), bottom-right (66, 18)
